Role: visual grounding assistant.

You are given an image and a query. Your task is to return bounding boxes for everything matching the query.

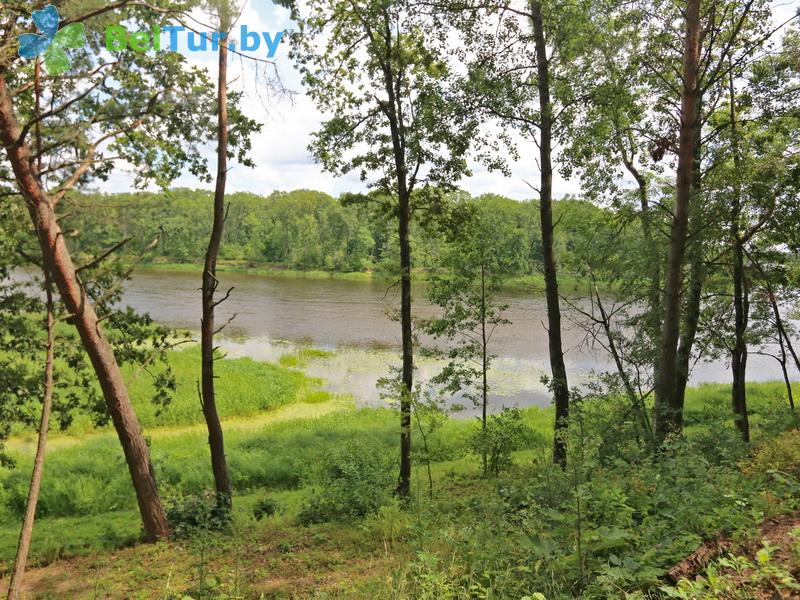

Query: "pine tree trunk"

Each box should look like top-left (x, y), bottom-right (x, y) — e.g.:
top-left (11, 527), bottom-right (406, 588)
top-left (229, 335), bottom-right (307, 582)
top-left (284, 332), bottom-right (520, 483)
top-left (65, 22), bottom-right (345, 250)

top-left (531, 0), bottom-right (570, 467)
top-left (7, 274), bottom-right (55, 600)
top-left (674, 115), bottom-right (704, 416)
top-left (654, 0), bottom-right (702, 444)
top-left (0, 74), bottom-right (170, 542)
top-left (200, 11), bottom-right (232, 500)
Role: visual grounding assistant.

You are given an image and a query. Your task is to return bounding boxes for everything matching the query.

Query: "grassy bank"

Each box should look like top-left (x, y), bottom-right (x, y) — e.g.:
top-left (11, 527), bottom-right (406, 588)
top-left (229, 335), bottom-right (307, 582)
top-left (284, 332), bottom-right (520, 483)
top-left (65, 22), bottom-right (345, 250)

top-left (139, 261), bottom-right (379, 282)
top-left (137, 261), bottom-right (598, 294)
top-left (0, 351), bottom-right (797, 597)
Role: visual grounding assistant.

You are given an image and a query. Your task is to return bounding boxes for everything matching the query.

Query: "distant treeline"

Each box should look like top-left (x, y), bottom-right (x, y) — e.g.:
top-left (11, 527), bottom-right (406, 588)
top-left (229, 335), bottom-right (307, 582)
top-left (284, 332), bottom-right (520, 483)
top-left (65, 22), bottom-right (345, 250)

top-left (63, 189), bottom-right (609, 276)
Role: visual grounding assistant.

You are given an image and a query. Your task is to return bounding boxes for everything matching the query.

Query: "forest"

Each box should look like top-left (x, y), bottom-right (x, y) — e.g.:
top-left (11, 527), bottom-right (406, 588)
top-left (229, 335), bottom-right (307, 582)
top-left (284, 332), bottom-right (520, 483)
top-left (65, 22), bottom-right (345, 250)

top-left (0, 0), bottom-right (799, 599)
top-left (60, 189), bottom-right (606, 278)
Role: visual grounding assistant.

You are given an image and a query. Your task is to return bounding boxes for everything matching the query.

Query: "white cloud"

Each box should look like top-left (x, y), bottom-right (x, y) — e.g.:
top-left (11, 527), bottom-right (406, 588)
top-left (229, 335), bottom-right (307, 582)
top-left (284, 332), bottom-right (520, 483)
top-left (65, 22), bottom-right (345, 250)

top-left (95, 0), bottom-right (798, 201)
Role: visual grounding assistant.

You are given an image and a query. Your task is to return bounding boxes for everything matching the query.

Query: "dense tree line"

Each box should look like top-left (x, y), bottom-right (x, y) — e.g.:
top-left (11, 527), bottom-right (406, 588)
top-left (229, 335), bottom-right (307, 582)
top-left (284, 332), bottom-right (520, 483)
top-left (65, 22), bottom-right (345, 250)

top-left (61, 189), bottom-right (607, 278)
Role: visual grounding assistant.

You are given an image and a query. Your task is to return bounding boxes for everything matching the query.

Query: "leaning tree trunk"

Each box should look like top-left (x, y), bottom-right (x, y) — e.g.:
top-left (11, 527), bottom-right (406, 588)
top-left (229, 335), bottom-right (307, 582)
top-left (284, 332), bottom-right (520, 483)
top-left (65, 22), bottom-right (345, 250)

top-left (728, 71), bottom-right (750, 442)
top-left (0, 75), bottom-right (170, 542)
top-left (778, 338), bottom-right (795, 412)
top-left (7, 272), bottom-right (55, 600)
top-left (531, 0), bottom-right (570, 467)
top-left (200, 11), bottom-right (232, 500)
top-left (654, 0), bottom-right (702, 444)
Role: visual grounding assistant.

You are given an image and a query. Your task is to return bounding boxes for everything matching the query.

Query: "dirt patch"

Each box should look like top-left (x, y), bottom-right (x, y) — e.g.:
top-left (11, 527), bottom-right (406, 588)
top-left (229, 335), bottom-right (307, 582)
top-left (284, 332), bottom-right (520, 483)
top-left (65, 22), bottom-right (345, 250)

top-left (668, 511), bottom-right (800, 598)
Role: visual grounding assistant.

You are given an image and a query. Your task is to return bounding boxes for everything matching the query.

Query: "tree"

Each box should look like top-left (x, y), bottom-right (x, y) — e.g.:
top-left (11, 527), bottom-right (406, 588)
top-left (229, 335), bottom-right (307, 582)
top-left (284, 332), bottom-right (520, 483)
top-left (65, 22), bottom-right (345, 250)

top-left (652, 0), bottom-right (703, 442)
top-left (650, 0), bottom-right (775, 443)
top-left (0, 0), bottom-right (241, 539)
top-left (7, 269), bottom-right (54, 600)
top-left (422, 200), bottom-right (511, 475)
top-left (281, 0), bottom-right (478, 496)
top-left (199, 0), bottom-right (261, 503)
top-left (449, 0), bottom-right (596, 465)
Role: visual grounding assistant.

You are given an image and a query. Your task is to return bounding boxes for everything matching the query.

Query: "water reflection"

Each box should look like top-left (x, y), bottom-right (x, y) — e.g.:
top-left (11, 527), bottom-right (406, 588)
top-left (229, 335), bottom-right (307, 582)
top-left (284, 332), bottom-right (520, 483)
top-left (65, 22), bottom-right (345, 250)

top-left (14, 268), bottom-right (794, 409)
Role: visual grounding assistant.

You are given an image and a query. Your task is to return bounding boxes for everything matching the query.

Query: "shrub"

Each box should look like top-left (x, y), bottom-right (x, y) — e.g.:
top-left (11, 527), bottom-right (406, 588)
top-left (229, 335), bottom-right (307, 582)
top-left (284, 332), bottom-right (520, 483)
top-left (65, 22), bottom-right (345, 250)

top-left (745, 428), bottom-right (800, 478)
top-left (297, 441), bottom-right (394, 524)
top-left (467, 408), bottom-right (533, 476)
top-left (166, 491), bottom-right (232, 538)
top-left (252, 495), bottom-right (280, 520)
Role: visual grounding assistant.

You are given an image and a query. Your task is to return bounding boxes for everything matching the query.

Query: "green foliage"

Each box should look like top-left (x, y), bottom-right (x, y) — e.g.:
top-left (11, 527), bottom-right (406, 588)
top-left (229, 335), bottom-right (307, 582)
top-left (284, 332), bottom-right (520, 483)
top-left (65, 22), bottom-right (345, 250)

top-left (252, 495), bottom-right (281, 520)
top-left (165, 492), bottom-right (232, 538)
top-left (745, 429), bottom-right (800, 478)
top-left (393, 390), bottom-right (799, 599)
top-left (467, 409), bottom-right (535, 476)
top-left (422, 201), bottom-right (512, 412)
top-left (662, 533), bottom-right (800, 599)
top-left (297, 442), bottom-right (396, 524)
top-left (125, 346), bottom-right (314, 428)
top-left (50, 190), bottom-right (625, 293)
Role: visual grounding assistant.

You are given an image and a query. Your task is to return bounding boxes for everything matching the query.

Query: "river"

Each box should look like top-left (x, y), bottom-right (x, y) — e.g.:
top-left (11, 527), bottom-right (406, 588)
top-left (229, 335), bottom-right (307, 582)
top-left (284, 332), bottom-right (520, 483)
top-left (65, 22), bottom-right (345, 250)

top-left (114, 269), bottom-right (792, 411)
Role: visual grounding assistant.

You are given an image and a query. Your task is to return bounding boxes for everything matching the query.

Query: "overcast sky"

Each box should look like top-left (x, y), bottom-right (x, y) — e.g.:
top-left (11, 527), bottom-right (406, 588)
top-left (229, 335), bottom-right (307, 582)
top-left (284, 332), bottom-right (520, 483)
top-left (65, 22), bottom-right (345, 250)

top-left (95, 0), bottom-right (800, 201)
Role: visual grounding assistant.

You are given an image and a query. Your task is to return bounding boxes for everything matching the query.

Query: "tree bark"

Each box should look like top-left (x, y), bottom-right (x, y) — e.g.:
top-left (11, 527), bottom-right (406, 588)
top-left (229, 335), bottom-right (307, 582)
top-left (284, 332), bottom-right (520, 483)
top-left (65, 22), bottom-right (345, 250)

top-left (674, 109), bottom-right (704, 416)
top-left (0, 74), bottom-right (170, 542)
top-left (200, 10), bottom-right (232, 500)
top-left (7, 272), bottom-right (54, 600)
top-left (397, 188), bottom-right (413, 497)
top-left (654, 0), bottom-right (702, 444)
top-left (480, 263), bottom-right (488, 475)
top-left (378, 12), bottom-right (413, 497)
top-left (778, 339), bottom-right (795, 412)
top-left (728, 71), bottom-right (749, 442)
top-left (674, 244), bottom-right (703, 414)
top-left (531, 0), bottom-right (570, 467)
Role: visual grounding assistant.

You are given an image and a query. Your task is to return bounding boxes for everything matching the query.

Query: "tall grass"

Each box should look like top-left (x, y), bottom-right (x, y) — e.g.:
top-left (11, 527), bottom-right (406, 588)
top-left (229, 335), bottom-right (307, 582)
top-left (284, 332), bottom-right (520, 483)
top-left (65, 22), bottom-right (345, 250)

top-left (125, 346), bottom-right (321, 428)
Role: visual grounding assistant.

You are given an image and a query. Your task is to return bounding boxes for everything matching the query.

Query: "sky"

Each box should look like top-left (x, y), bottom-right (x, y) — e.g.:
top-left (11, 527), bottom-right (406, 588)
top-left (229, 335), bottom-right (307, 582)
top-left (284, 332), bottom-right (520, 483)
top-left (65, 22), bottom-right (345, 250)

top-left (96, 0), bottom-right (800, 201)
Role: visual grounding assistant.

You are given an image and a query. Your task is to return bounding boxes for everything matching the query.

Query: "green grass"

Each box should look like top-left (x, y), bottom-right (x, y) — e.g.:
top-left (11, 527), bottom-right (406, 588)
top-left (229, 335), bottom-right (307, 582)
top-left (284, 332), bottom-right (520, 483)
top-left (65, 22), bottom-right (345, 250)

top-left (0, 391), bottom-right (548, 567)
top-left (124, 346), bottom-right (324, 428)
top-left (0, 375), bottom-right (797, 597)
top-left (139, 261), bottom-right (378, 282)
top-left (278, 347), bottom-right (335, 368)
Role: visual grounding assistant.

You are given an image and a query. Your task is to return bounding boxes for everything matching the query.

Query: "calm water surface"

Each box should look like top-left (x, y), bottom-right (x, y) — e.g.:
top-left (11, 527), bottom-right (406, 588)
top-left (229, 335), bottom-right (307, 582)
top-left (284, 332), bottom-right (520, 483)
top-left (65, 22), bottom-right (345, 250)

top-left (116, 269), bottom-right (792, 410)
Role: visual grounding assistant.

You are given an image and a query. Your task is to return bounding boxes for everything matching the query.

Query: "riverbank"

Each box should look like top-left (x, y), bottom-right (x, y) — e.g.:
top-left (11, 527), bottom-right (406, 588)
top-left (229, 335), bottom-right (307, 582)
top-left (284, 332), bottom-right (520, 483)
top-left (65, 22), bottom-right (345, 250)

top-left (136, 260), bottom-right (597, 294)
top-left (0, 343), bottom-right (797, 597)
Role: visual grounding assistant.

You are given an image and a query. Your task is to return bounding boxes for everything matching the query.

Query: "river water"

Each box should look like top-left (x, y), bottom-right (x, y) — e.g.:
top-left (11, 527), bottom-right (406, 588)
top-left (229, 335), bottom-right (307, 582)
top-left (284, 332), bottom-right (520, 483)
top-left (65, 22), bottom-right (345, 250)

top-left (113, 269), bottom-right (791, 411)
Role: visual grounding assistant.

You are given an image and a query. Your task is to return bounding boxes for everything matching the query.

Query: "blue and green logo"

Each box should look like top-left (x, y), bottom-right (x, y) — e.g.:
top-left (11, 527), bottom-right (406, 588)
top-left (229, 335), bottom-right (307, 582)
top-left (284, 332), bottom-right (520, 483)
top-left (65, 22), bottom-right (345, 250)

top-left (17, 5), bottom-right (86, 75)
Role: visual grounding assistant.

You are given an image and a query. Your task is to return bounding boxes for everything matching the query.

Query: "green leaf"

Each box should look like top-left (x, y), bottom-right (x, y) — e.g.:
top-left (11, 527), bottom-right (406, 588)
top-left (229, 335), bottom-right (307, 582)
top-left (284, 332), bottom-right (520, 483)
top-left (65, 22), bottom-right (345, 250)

top-left (52, 23), bottom-right (86, 49)
top-left (43, 45), bottom-right (70, 75)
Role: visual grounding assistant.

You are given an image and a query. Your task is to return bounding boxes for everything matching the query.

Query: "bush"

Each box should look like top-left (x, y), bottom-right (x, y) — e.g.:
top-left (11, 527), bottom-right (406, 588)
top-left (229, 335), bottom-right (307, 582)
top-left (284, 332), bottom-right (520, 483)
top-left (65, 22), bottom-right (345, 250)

top-left (166, 491), bottom-right (232, 538)
top-left (467, 408), bottom-right (533, 476)
top-left (252, 495), bottom-right (280, 520)
top-left (297, 441), bottom-right (395, 524)
top-left (745, 428), bottom-right (800, 478)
